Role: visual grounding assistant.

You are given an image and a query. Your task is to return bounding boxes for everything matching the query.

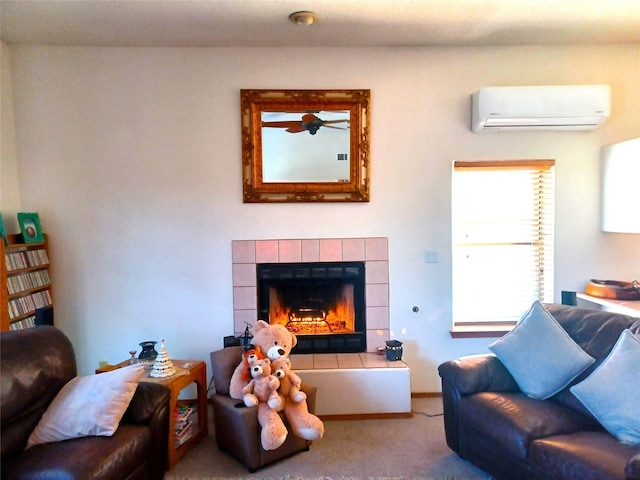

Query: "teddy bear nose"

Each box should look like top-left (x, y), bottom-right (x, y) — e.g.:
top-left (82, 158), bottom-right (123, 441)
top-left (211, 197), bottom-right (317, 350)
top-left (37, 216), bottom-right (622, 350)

top-left (277, 348), bottom-right (285, 356)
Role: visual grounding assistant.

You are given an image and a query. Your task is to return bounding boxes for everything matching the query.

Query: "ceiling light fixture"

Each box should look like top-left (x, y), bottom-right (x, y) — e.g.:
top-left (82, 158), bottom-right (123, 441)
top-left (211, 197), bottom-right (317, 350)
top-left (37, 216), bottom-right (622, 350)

top-left (289, 11), bottom-right (316, 26)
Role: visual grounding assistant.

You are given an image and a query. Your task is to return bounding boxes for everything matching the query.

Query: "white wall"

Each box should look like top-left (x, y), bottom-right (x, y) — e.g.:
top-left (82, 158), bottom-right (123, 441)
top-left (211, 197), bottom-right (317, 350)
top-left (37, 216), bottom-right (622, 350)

top-left (5, 44), bottom-right (640, 391)
top-left (1, 42), bottom-right (22, 232)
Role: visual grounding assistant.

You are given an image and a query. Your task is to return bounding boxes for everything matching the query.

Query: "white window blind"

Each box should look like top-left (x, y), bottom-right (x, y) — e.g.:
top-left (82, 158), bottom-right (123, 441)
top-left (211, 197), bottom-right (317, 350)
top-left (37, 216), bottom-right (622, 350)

top-left (452, 160), bottom-right (555, 329)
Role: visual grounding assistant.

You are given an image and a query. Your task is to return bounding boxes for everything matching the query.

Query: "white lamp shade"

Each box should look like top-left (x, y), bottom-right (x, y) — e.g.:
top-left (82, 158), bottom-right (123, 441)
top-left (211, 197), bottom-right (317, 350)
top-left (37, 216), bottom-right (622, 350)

top-left (601, 137), bottom-right (640, 233)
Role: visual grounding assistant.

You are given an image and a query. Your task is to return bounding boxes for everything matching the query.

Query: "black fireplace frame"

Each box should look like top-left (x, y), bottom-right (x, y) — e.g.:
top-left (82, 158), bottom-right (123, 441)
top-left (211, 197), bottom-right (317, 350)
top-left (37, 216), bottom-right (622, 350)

top-left (256, 261), bottom-right (366, 354)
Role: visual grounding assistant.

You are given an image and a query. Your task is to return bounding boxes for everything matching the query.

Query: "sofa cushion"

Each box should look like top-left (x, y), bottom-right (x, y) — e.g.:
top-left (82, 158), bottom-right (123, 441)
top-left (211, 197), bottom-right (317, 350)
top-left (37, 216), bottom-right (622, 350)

top-left (489, 301), bottom-right (595, 399)
top-left (4, 424), bottom-right (150, 480)
top-left (571, 330), bottom-right (640, 445)
top-left (459, 391), bottom-right (600, 460)
top-left (543, 304), bottom-right (639, 361)
top-left (27, 364), bottom-right (145, 447)
top-left (529, 431), bottom-right (640, 480)
top-left (627, 452), bottom-right (640, 479)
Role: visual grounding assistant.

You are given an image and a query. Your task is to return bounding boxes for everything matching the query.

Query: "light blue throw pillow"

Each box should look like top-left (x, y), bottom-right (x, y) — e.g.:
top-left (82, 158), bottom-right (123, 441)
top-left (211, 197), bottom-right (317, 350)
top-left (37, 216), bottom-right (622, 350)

top-left (571, 329), bottom-right (640, 445)
top-left (489, 300), bottom-right (595, 400)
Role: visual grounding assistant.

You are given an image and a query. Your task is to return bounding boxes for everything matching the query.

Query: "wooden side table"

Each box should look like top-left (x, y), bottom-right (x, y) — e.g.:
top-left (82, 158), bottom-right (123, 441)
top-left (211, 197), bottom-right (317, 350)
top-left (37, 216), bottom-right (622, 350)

top-left (97, 359), bottom-right (208, 470)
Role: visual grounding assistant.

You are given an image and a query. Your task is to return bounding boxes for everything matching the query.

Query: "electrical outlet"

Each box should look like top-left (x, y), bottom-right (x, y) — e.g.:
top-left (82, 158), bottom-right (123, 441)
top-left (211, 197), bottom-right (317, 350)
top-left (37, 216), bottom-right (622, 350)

top-left (424, 250), bottom-right (439, 263)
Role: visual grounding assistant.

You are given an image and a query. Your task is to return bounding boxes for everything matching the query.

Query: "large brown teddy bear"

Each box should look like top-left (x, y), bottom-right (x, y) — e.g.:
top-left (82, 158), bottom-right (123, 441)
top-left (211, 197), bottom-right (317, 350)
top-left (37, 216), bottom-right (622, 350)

top-left (241, 357), bottom-right (288, 451)
top-left (230, 320), bottom-right (324, 443)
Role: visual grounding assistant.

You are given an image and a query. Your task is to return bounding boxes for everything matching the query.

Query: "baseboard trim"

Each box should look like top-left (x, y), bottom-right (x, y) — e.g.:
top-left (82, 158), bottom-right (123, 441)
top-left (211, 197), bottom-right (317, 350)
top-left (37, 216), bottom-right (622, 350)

top-left (411, 392), bottom-right (442, 398)
top-left (319, 411), bottom-right (413, 421)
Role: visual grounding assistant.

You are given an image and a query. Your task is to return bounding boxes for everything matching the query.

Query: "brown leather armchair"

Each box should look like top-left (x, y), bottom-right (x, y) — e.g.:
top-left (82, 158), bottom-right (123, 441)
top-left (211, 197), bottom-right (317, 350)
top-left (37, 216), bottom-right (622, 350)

top-left (209, 346), bottom-right (317, 472)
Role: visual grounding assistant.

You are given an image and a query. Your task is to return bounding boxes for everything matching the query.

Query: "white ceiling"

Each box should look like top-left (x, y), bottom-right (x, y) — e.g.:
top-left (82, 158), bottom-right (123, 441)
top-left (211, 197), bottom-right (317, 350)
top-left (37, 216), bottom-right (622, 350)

top-left (1, 0), bottom-right (640, 48)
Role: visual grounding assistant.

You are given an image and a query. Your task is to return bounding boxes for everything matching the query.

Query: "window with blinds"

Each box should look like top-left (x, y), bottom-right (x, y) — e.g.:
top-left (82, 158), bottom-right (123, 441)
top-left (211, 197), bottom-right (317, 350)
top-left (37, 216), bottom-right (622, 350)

top-left (451, 160), bottom-right (555, 331)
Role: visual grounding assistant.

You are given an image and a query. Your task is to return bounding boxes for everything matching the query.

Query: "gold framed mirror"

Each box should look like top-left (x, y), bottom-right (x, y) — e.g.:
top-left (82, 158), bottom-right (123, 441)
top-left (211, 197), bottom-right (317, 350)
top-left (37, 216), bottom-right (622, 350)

top-left (241, 89), bottom-right (370, 202)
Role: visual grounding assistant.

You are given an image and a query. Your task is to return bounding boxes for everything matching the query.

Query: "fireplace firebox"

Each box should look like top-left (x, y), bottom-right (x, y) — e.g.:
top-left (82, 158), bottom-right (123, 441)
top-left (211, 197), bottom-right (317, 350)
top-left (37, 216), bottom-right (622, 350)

top-left (256, 262), bottom-right (366, 354)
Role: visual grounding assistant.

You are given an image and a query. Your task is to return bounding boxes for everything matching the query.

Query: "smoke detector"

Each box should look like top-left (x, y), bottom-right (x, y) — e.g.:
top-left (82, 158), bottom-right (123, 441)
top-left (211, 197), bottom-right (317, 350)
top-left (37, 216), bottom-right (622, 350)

top-left (289, 11), bottom-right (317, 26)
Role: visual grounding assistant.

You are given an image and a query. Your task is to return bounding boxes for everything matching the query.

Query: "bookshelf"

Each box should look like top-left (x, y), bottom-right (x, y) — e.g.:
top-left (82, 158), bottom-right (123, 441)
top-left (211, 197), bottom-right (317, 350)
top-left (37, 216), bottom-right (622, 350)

top-left (1, 234), bottom-right (53, 331)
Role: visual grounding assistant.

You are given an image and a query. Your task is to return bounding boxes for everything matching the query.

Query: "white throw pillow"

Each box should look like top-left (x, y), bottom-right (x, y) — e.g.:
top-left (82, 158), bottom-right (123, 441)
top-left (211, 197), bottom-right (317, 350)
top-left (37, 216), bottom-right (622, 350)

top-left (489, 301), bottom-right (595, 400)
top-left (27, 364), bottom-right (145, 447)
top-left (571, 329), bottom-right (640, 445)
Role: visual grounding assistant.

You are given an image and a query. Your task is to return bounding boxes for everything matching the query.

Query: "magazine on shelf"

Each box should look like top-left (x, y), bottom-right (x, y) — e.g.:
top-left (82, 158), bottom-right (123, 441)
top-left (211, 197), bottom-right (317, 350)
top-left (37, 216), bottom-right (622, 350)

top-left (174, 420), bottom-right (193, 448)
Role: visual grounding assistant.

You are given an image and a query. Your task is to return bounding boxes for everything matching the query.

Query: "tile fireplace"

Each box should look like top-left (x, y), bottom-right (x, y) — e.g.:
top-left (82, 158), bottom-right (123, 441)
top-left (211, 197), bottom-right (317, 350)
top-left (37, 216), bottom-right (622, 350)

top-left (232, 237), bottom-right (390, 354)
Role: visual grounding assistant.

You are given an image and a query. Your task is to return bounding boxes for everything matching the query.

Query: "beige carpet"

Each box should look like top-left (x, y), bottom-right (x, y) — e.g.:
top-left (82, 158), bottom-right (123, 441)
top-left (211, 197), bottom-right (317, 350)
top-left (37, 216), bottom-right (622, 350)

top-left (165, 478), bottom-right (486, 480)
top-left (164, 398), bottom-right (493, 480)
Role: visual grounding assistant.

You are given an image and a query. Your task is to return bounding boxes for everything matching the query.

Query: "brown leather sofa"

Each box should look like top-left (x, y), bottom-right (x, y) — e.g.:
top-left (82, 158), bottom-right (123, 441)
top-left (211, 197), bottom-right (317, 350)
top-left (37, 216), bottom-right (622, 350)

top-left (1, 326), bottom-right (171, 480)
top-left (438, 304), bottom-right (640, 480)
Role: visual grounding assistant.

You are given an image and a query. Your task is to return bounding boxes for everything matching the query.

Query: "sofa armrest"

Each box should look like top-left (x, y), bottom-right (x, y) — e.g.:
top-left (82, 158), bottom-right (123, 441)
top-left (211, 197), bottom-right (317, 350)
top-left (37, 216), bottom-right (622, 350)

top-left (123, 382), bottom-right (171, 424)
top-left (438, 353), bottom-right (519, 395)
top-left (627, 452), bottom-right (640, 480)
top-left (122, 382), bottom-right (171, 479)
top-left (438, 354), bottom-right (519, 454)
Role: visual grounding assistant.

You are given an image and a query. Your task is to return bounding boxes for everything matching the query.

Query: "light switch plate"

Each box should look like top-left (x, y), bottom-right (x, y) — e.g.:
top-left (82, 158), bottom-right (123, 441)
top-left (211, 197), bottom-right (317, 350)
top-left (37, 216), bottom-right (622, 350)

top-left (425, 250), bottom-right (439, 263)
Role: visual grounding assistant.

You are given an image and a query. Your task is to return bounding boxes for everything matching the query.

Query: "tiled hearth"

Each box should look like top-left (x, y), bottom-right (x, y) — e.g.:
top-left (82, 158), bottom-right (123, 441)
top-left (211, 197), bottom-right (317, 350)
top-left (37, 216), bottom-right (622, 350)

top-left (290, 352), bottom-right (411, 417)
top-left (231, 237), bottom-right (390, 353)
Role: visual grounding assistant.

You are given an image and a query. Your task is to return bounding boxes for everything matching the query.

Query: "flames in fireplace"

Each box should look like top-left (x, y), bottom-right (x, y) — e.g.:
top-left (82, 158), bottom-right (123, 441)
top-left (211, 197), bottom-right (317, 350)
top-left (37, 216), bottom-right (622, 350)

top-left (257, 262), bottom-right (366, 354)
top-left (267, 284), bottom-right (356, 336)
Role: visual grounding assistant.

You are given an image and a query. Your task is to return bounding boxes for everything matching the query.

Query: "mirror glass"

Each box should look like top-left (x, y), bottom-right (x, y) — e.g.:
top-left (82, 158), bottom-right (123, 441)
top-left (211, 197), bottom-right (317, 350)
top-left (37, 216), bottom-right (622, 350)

top-left (261, 110), bottom-right (351, 183)
top-left (241, 90), bottom-right (370, 202)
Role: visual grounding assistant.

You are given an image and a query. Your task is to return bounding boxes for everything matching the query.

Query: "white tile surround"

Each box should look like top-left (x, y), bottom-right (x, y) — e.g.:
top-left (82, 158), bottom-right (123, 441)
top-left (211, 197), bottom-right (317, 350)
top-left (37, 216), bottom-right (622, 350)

top-left (232, 238), bottom-right (411, 416)
top-left (232, 237), bottom-right (390, 353)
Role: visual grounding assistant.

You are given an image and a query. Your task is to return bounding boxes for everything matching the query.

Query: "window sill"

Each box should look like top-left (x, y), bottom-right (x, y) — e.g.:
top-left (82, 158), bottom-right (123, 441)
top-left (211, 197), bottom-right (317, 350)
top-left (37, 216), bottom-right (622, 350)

top-left (449, 325), bottom-right (513, 338)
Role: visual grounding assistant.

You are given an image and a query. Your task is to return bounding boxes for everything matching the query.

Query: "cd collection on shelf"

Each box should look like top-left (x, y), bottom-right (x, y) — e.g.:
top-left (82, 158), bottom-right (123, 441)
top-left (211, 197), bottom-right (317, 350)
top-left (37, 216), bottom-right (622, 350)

top-left (5, 248), bottom-right (49, 270)
top-left (9, 315), bottom-right (37, 331)
top-left (2, 233), bottom-right (53, 331)
top-left (8, 290), bottom-right (52, 319)
top-left (6, 269), bottom-right (50, 294)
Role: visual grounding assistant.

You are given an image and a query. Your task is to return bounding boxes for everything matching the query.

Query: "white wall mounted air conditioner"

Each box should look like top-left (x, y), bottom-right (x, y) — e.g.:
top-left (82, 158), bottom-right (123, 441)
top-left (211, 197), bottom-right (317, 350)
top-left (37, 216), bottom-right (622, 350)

top-left (471, 85), bottom-right (610, 132)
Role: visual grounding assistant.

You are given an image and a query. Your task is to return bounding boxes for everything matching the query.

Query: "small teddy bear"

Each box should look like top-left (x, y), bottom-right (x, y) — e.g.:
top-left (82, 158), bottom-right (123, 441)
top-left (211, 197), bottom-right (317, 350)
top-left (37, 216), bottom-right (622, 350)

top-left (272, 356), bottom-right (306, 403)
top-left (230, 346), bottom-right (264, 398)
top-left (240, 346), bottom-right (264, 382)
top-left (241, 357), bottom-right (281, 409)
top-left (240, 358), bottom-right (288, 450)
